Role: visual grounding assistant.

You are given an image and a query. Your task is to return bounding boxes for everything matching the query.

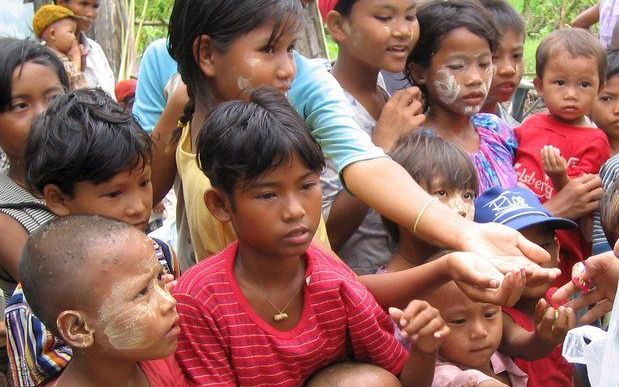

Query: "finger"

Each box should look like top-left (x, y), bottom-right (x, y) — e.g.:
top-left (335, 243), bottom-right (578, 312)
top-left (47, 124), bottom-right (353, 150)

top-left (553, 306), bottom-right (568, 332)
top-left (551, 281), bottom-right (579, 305)
top-left (534, 298), bottom-right (548, 323)
top-left (580, 299), bottom-right (613, 325)
top-left (403, 308), bottom-right (440, 338)
top-left (517, 235), bottom-right (551, 264)
top-left (565, 287), bottom-right (604, 311)
top-left (389, 306), bottom-right (404, 323)
top-left (457, 281), bottom-right (507, 305)
top-left (538, 306), bottom-right (555, 334)
top-left (414, 316), bottom-right (447, 339)
top-left (580, 174), bottom-right (602, 190)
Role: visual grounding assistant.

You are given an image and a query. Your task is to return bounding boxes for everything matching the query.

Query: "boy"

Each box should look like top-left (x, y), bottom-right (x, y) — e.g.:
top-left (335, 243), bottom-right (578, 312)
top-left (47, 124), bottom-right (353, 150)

top-left (601, 179), bottom-right (619, 246)
top-left (19, 215), bottom-right (186, 387)
top-left (475, 186), bottom-right (578, 387)
top-left (53, 0), bottom-right (115, 98)
top-left (33, 4), bottom-right (87, 90)
top-left (6, 89), bottom-right (178, 386)
top-left (514, 28), bottom-right (611, 286)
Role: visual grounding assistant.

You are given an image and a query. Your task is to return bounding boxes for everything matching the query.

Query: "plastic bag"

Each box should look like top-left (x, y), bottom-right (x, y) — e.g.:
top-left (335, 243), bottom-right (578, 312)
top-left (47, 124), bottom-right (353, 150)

top-left (562, 281), bottom-right (619, 386)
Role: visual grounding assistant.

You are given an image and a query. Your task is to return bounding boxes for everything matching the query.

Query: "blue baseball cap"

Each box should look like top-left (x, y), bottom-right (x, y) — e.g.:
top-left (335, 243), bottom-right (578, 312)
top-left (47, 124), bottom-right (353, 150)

top-left (474, 186), bottom-right (577, 231)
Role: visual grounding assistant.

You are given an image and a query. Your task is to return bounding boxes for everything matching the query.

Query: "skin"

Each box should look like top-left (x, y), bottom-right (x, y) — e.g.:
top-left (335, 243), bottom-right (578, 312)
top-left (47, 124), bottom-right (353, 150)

top-left (428, 179), bottom-right (475, 221)
top-left (518, 224), bottom-right (559, 299)
top-left (41, 18), bottom-right (79, 56)
top-left (56, 0), bottom-right (100, 32)
top-left (483, 29), bottom-right (525, 113)
top-left (592, 74), bottom-right (619, 154)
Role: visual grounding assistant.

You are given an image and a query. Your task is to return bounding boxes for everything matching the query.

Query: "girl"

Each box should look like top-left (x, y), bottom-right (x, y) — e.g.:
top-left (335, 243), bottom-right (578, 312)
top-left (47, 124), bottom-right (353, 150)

top-left (0, 38), bottom-right (68, 302)
top-left (321, 0), bottom-right (423, 273)
top-left (406, 0), bottom-right (519, 194)
top-left (154, 0), bottom-right (550, 280)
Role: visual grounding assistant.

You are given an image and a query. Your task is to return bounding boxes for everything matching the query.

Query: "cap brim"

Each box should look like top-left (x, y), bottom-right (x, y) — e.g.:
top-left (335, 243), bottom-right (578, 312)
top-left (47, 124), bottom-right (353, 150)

top-left (507, 215), bottom-right (578, 231)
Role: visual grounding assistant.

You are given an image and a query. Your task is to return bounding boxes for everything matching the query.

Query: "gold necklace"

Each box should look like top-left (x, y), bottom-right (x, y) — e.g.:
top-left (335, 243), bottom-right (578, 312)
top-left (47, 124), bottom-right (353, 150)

top-left (237, 254), bottom-right (304, 322)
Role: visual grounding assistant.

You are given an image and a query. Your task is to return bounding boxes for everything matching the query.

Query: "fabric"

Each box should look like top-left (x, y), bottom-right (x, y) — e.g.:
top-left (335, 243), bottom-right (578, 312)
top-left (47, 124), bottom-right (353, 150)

top-left (0, 171), bottom-right (56, 304)
top-left (175, 122), bottom-right (331, 262)
top-left (432, 352), bottom-right (528, 387)
top-left (115, 79), bottom-right (137, 103)
top-left (5, 239), bottom-right (176, 386)
top-left (600, 0), bottom-right (619, 48)
top-left (497, 103), bottom-right (521, 129)
top-left (141, 355), bottom-right (193, 387)
top-left (320, 76), bottom-right (395, 275)
top-left (174, 242), bottom-right (409, 386)
top-left (80, 33), bottom-right (115, 100)
top-left (593, 154), bottom-right (619, 253)
top-left (514, 113), bottom-right (611, 285)
top-left (502, 306), bottom-right (574, 387)
top-left (51, 49), bottom-right (87, 91)
top-left (469, 113), bottom-right (519, 194)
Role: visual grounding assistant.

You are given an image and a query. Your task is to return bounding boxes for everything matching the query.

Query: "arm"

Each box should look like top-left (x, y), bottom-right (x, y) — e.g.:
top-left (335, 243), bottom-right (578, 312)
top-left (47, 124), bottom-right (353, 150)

top-left (0, 213), bottom-right (27, 280)
top-left (544, 174), bottom-right (602, 219)
top-left (325, 190), bottom-right (369, 251)
top-left (571, 3), bottom-right (600, 29)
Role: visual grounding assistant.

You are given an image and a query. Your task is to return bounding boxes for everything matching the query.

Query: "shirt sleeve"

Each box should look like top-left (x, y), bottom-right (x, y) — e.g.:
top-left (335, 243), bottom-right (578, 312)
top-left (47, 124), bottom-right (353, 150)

top-left (566, 135), bottom-right (611, 177)
top-left (174, 292), bottom-right (236, 386)
top-left (288, 52), bottom-right (386, 174)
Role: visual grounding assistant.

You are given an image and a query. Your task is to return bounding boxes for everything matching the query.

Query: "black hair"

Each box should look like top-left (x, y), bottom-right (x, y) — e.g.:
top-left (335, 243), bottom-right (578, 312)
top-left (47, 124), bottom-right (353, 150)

top-left (20, 215), bottom-right (137, 337)
top-left (0, 38), bottom-right (69, 113)
top-left (25, 88), bottom-right (153, 197)
top-left (333, 0), bottom-right (357, 16)
top-left (607, 49), bottom-right (619, 80)
top-left (479, 0), bottom-right (525, 37)
top-left (196, 86), bottom-right (325, 196)
top-left (167, 0), bottom-right (304, 134)
top-left (382, 130), bottom-right (479, 242)
top-left (601, 179), bottom-right (619, 246)
top-left (406, 0), bottom-right (500, 79)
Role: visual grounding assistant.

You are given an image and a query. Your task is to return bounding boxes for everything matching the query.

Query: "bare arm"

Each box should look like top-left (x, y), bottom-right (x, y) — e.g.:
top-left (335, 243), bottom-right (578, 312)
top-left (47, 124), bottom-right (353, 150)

top-left (0, 213), bottom-right (28, 280)
top-left (325, 190), bottom-right (369, 251)
top-left (571, 3), bottom-right (600, 29)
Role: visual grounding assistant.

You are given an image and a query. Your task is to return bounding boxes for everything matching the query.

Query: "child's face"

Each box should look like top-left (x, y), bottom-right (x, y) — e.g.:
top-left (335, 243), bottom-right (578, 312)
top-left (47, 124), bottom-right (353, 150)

top-left (57, 0), bottom-right (100, 32)
top-left (337, 0), bottom-right (419, 73)
top-left (61, 164), bottom-right (153, 232)
top-left (535, 52), bottom-right (600, 125)
top-left (49, 18), bottom-right (78, 54)
top-left (429, 281), bottom-right (502, 368)
top-left (89, 233), bottom-right (178, 359)
top-left (421, 27), bottom-right (493, 116)
top-left (226, 154), bottom-right (322, 260)
top-left (209, 19), bottom-right (297, 103)
top-left (592, 74), bottom-right (619, 140)
top-left (487, 29), bottom-right (524, 105)
top-left (0, 61), bottom-right (64, 161)
top-left (427, 178), bottom-right (475, 220)
top-left (519, 224), bottom-right (558, 298)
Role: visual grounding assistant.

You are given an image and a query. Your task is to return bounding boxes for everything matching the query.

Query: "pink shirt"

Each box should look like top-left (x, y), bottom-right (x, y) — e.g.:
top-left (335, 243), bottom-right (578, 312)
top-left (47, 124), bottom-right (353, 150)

top-left (174, 242), bottom-right (408, 386)
top-left (432, 352), bottom-right (528, 387)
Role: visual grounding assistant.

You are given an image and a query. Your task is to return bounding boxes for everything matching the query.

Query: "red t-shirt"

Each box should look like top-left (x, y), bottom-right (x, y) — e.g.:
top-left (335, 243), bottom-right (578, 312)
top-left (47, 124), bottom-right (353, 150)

top-left (173, 242), bottom-right (408, 386)
top-left (514, 114), bottom-right (611, 285)
top-left (502, 307), bottom-right (574, 387)
top-left (141, 356), bottom-right (193, 387)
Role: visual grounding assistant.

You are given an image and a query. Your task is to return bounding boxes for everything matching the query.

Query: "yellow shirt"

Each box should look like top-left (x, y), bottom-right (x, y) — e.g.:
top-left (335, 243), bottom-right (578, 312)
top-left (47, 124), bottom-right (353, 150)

top-left (176, 123), bottom-right (331, 262)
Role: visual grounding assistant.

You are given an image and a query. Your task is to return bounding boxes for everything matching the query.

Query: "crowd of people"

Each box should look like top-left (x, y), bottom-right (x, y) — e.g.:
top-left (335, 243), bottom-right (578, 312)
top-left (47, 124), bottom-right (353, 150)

top-left (0, 0), bottom-right (618, 386)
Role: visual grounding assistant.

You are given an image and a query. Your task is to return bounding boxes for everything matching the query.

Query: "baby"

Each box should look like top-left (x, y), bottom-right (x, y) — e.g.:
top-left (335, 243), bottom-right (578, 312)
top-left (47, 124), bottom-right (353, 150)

top-left (33, 4), bottom-right (86, 90)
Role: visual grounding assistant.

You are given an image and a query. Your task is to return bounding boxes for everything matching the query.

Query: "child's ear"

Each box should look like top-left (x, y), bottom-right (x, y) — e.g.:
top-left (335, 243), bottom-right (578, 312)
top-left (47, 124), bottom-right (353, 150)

top-left (325, 11), bottom-right (347, 44)
top-left (57, 310), bottom-right (95, 349)
top-left (533, 77), bottom-right (543, 98)
top-left (43, 184), bottom-right (72, 216)
top-left (410, 63), bottom-right (427, 85)
top-left (194, 34), bottom-right (217, 78)
top-left (204, 188), bottom-right (232, 223)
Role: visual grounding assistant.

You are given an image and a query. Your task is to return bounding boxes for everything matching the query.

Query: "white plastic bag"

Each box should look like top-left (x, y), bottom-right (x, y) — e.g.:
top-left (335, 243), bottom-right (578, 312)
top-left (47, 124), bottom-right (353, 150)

top-left (563, 281), bottom-right (619, 386)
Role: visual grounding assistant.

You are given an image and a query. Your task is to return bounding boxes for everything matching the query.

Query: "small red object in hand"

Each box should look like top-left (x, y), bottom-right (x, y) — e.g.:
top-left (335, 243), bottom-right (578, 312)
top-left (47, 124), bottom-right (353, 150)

top-left (571, 262), bottom-right (593, 293)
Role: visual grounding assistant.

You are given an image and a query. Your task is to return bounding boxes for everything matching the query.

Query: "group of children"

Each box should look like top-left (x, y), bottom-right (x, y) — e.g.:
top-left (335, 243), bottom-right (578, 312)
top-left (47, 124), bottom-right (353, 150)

top-left (0, 0), bottom-right (618, 385)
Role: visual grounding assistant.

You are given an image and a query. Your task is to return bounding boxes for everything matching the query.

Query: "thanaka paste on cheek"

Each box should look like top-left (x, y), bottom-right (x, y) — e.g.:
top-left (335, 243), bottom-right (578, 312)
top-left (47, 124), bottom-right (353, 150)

top-left (444, 195), bottom-right (475, 221)
top-left (434, 70), bottom-right (461, 105)
top-left (236, 57), bottom-right (262, 93)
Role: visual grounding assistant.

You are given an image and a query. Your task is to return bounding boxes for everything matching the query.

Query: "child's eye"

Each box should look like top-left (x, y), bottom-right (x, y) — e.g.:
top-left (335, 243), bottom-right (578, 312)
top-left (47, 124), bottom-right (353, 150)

top-left (580, 81), bottom-right (592, 88)
top-left (450, 318), bottom-right (466, 326)
top-left (301, 181), bottom-right (317, 191)
top-left (479, 61), bottom-right (491, 69)
top-left (262, 45), bottom-right (275, 54)
top-left (447, 64), bottom-right (463, 71)
top-left (140, 179), bottom-right (151, 188)
top-left (375, 15), bottom-right (392, 22)
top-left (463, 192), bottom-right (475, 200)
top-left (554, 80), bottom-right (566, 86)
top-left (256, 192), bottom-right (276, 200)
top-left (287, 43), bottom-right (296, 53)
top-left (433, 190), bottom-right (447, 197)
top-left (136, 286), bottom-right (149, 298)
top-left (512, 53), bottom-right (523, 61)
top-left (105, 191), bottom-right (122, 198)
top-left (405, 14), bottom-right (417, 22)
top-left (10, 102), bottom-right (28, 112)
top-left (600, 95), bottom-right (613, 102)
top-left (484, 310), bottom-right (498, 319)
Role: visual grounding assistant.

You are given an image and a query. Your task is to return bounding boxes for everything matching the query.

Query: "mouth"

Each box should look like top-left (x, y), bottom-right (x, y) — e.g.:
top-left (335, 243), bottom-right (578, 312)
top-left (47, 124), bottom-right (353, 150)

top-left (283, 225), bottom-right (311, 244)
top-left (134, 220), bottom-right (149, 231)
top-left (495, 82), bottom-right (516, 95)
top-left (167, 316), bottom-right (181, 337)
top-left (462, 91), bottom-right (486, 105)
top-left (386, 45), bottom-right (409, 57)
top-left (562, 105), bottom-right (580, 113)
top-left (470, 345), bottom-right (492, 353)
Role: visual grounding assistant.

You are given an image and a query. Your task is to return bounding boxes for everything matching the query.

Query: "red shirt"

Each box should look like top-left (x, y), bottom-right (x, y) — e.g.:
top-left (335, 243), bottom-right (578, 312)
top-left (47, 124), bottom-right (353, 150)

top-left (515, 114), bottom-right (611, 285)
top-left (141, 356), bottom-right (193, 387)
top-left (174, 242), bottom-right (408, 386)
top-left (502, 307), bottom-right (574, 387)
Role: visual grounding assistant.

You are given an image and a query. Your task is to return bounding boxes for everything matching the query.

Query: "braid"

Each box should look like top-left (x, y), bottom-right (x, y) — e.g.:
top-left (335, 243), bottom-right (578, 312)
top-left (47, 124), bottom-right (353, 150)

top-left (171, 88), bottom-right (195, 146)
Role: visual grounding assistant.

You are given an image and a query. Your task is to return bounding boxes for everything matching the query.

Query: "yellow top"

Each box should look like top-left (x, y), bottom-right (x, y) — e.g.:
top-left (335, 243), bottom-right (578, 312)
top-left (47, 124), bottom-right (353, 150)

top-left (176, 123), bottom-right (331, 261)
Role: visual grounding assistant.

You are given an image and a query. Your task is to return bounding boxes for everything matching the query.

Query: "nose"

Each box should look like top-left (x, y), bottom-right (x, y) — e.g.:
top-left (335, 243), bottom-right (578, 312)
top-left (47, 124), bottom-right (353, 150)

top-left (391, 18), bottom-right (413, 41)
top-left (276, 54), bottom-right (296, 85)
top-left (613, 101), bottom-right (619, 115)
top-left (156, 281), bottom-right (177, 312)
top-left (469, 319), bottom-right (488, 340)
top-left (125, 191), bottom-right (148, 219)
top-left (564, 86), bottom-right (578, 100)
top-left (282, 194), bottom-right (305, 222)
top-left (496, 58), bottom-right (516, 78)
top-left (465, 66), bottom-right (484, 87)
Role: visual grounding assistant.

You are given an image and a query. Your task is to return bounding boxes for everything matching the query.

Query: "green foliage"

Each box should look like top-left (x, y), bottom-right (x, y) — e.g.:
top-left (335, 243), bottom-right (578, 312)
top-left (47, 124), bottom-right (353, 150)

top-left (134, 0), bottom-right (172, 57)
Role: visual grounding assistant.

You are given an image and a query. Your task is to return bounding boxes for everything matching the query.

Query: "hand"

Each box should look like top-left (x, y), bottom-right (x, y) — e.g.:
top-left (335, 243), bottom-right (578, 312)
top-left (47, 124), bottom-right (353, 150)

top-left (389, 301), bottom-right (449, 354)
top-left (372, 87), bottom-right (425, 151)
top-left (68, 39), bottom-right (82, 68)
top-left (544, 174), bottom-right (602, 219)
top-left (542, 145), bottom-right (567, 178)
top-left (153, 201), bottom-right (166, 215)
top-left (534, 299), bottom-right (576, 346)
top-left (552, 251), bottom-right (619, 324)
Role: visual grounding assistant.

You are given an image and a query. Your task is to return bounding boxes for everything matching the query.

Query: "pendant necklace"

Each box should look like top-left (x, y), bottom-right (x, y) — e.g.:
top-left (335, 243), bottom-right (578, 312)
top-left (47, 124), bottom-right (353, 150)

top-left (237, 253), bottom-right (303, 322)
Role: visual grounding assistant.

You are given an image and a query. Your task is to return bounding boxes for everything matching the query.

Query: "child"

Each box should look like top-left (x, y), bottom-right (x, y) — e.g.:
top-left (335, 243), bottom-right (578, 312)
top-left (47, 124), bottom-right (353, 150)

top-left (53, 0), bottom-right (115, 98)
top-left (601, 179), bottom-right (619, 246)
top-left (115, 78), bottom-right (138, 111)
top-left (475, 186), bottom-right (578, 386)
top-left (480, 0), bottom-right (526, 128)
top-left (320, 0), bottom-right (424, 273)
top-left (33, 4), bottom-right (87, 90)
top-left (514, 28), bottom-right (611, 285)
top-left (175, 86), bottom-right (462, 386)
top-left (406, 0), bottom-right (519, 193)
top-left (592, 50), bottom-right (619, 253)
top-left (5, 88), bottom-right (178, 386)
top-left (428, 278), bottom-right (529, 387)
top-left (0, 38), bottom-right (68, 304)
top-left (19, 215), bottom-right (186, 387)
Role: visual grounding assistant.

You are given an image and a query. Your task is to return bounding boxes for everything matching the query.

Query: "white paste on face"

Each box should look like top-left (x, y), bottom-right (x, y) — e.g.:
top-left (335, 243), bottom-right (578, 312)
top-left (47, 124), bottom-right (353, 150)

top-left (444, 193), bottom-right (475, 220)
top-left (434, 70), bottom-right (461, 105)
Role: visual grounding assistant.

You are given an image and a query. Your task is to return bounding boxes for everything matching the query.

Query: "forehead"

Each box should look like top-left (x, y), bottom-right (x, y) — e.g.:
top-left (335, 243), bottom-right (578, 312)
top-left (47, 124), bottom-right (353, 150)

top-left (11, 62), bottom-right (62, 96)
top-left (544, 52), bottom-right (598, 77)
top-left (93, 233), bottom-right (155, 276)
top-left (498, 29), bottom-right (524, 50)
top-left (436, 27), bottom-right (491, 57)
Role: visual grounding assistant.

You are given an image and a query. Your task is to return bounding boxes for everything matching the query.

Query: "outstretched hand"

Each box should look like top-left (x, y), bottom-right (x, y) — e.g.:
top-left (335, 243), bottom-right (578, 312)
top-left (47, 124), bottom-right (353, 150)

top-left (389, 301), bottom-right (449, 354)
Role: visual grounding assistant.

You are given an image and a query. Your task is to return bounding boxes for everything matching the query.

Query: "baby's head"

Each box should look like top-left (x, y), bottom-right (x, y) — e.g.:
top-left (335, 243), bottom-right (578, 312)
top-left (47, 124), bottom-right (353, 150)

top-left (20, 215), bottom-right (178, 361)
top-left (427, 279), bottom-right (502, 368)
top-left (534, 28), bottom-right (606, 125)
top-left (26, 88), bottom-right (154, 231)
top-left (33, 5), bottom-right (79, 55)
top-left (475, 186), bottom-right (576, 298)
top-left (592, 50), bottom-right (619, 141)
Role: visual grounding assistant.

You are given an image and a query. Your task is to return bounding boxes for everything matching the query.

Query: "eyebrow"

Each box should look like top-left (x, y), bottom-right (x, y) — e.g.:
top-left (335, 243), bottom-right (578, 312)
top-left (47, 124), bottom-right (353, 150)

top-left (373, 2), bottom-right (418, 11)
top-left (249, 170), bottom-right (317, 189)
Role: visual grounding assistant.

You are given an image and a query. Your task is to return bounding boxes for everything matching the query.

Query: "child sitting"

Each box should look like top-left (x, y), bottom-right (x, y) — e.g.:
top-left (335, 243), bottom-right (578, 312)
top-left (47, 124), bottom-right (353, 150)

top-left (475, 186), bottom-right (578, 386)
top-left (175, 87), bottom-right (453, 386)
top-left (19, 215), bottom-right (185, 387)
top-left (514, 28), bottom-right (611, 285)
top-left (6, 88), bottom-right (178, 386)
top-left (33, 5), bottom-right (87, 90)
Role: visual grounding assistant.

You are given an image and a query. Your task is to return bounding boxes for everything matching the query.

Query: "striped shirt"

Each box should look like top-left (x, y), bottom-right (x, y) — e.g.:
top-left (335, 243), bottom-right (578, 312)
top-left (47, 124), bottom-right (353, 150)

top-left (593, 154), bottom-right (619, 253)
top-left (174, 242), bottom-right (408, 386)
